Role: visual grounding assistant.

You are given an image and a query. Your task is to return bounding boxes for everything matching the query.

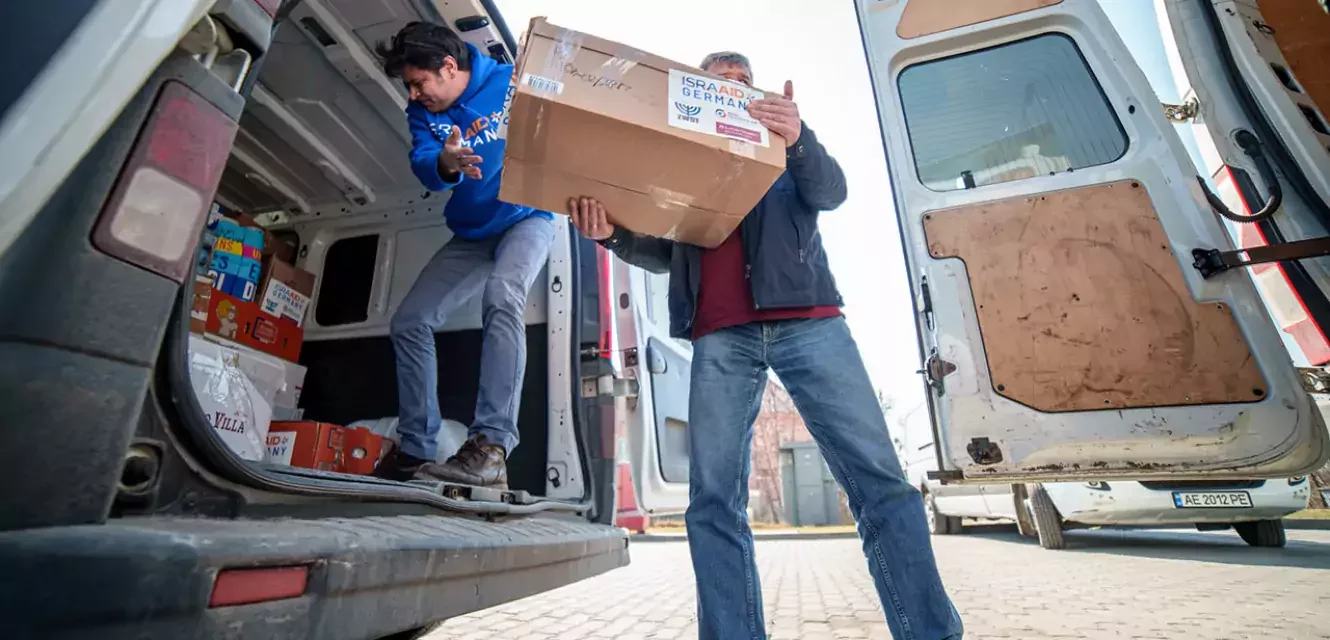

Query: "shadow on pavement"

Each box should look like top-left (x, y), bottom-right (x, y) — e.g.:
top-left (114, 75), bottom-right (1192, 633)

top-left (962, 523), bottom-right (1330, 570)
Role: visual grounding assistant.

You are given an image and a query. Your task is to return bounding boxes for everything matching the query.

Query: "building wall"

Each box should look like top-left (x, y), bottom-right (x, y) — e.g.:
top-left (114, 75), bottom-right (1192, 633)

top-left (749, 380), bottom-right (813, 523)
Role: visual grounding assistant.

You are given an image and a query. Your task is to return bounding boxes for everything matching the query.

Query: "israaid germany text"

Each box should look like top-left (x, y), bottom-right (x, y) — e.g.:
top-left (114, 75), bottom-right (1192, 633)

top-left (679, 75), bottom-right (753, 109)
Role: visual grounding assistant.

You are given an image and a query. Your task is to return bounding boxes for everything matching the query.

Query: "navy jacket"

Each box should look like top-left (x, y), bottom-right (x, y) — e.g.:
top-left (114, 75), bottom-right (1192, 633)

top-left (601, 123), bottom-right (847, 340)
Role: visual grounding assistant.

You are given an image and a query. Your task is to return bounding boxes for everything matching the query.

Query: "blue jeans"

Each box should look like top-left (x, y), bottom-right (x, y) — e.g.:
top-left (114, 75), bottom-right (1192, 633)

top-left (390, 216), bottom-right (553, 460)
top-left (686, 317), bottom-right (962, 640)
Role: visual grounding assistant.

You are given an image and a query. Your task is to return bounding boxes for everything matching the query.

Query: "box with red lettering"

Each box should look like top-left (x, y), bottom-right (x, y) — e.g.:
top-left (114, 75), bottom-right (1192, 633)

top-left (264, 422), bottom-right (384, 475)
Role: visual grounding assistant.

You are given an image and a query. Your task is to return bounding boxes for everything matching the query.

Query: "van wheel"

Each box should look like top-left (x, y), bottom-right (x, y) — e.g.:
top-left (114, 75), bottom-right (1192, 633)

top-left (1028, 483), bottom-right (1066, 550)
top-left (1012, 484), bottom-right (1037, 538)
top-left (377, 624), bottom-right (441, 640)
top-left (1234, 520), bottom-right (1286, 548)
top-left (923, 490), bottom-right (960, 535)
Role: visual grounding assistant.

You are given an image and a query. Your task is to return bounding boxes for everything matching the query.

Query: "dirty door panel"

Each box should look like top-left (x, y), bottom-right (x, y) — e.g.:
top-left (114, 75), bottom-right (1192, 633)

top-left (854, 0), bottom-right (1328, 482)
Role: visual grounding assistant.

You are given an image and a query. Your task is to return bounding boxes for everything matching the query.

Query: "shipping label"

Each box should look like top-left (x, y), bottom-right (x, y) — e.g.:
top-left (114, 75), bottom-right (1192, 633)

top-left (260, 280), bottom-right (312, 327)
top-left (521, 73), bottom-right (564, 95)
top-left (667, 69), bottom-right (769, 147)
top-left (265, 431), bottom-right (297, 466)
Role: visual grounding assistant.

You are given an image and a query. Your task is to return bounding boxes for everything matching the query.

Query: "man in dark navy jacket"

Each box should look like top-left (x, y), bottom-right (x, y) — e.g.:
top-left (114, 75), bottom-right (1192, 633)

top-left (570, 52), bottom-right (963, 640)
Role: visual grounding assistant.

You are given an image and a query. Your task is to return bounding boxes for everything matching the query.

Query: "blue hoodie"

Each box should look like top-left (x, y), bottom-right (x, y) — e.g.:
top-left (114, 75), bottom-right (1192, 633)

top-left (406, 43), bottom-right (551, 240)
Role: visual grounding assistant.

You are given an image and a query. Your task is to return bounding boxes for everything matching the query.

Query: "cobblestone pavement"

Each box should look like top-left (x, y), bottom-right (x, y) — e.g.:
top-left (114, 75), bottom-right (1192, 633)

top-left (429, 526), bottom-right (1330, 640)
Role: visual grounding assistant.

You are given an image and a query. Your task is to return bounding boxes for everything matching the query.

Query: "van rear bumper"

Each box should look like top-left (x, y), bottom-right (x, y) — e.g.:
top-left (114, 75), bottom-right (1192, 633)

top-left (0, 513), bottom-right (628, 640)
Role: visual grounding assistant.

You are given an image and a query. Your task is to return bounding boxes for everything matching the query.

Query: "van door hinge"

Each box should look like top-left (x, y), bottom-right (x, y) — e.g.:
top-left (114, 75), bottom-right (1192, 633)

top-left (1192, 236), bottom-right (1330, 278)
top-left (919, 277), bottom-right (935, 331)
top-left (919, 351), bottom-right (956, 395)
top-left (581, 375), bottom-right (639, 400)
top-left (1162, 97), bottom-right (1200, 123)
top-left (1298, 367), bottom-right (1330, 394)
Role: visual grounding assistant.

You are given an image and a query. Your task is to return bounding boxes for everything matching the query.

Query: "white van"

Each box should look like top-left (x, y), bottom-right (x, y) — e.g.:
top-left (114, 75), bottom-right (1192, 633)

top-left (0, 1), bottom-right (691, 637)
top-left (1, 0), bottom-right (1327, 637)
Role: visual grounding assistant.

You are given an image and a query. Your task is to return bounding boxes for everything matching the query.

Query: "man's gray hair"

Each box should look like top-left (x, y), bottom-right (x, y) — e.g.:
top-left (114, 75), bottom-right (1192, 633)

top-left (700, 51), bottom-right (752, 79)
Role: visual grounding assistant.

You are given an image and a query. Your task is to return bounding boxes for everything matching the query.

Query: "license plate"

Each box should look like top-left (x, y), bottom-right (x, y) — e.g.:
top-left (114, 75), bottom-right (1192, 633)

top-left (1172, 491), bottom-right (1253, 508)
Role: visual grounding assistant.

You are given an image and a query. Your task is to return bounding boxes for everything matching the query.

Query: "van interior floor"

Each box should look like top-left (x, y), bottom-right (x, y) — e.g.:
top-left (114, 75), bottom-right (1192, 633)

top-left (297, 325), bottom-right (551, 496)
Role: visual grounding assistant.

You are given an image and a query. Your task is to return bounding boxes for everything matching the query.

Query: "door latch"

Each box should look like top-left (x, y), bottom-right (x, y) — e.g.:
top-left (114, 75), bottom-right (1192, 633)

top-left (1193, 236), bottom-right (1330, 278)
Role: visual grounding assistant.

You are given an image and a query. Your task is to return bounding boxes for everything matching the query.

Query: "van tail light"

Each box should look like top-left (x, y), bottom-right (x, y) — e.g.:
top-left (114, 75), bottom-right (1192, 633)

top-left (1216, 166), bottom-right (1330, 365)
top-left (252, 0), bottom-right (281, 16)
top-left (93, 82), bottom-right (238, 282)
top-left (209, 565), bottom-right (309, 607)
top-left (597, 245), bottom-right (614, 358)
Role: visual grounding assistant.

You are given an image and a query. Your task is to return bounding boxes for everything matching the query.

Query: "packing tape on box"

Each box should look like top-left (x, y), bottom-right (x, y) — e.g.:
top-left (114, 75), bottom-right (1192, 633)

top-left (524, 27), bottom-right (645, 101)
top-left (647, 185), bottom-right (695, 211)
top-left (728, 139), bottom-right (757, 160)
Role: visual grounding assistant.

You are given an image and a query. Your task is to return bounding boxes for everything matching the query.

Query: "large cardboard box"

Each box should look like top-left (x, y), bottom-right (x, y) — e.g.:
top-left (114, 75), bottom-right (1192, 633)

top-left (499, 18), bottom-right (786, 248)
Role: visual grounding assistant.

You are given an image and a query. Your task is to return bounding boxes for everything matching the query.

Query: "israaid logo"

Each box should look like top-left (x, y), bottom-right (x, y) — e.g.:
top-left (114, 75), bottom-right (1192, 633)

top-left (674, 102), bottom-right (701, 124)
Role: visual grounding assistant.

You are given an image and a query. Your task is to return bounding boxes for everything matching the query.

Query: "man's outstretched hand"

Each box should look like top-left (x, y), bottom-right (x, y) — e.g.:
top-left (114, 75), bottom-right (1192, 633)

top-left (747, 80), bottom-right (802, 147)
top-left (438, 127), bottom-right (483, 180)
top-left (569, 196), bottom-right (615, 241)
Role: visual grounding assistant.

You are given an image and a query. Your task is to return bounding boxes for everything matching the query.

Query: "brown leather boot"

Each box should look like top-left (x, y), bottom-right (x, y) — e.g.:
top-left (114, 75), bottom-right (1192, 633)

top-left (414, 435), bottom-right (508, 489)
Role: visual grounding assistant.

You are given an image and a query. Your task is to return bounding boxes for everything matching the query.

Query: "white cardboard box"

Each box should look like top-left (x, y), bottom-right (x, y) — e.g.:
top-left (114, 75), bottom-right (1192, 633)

top-left (201, 333), bottom-right (306, 418)
top-left (188, 335), bottom-right (273, 461)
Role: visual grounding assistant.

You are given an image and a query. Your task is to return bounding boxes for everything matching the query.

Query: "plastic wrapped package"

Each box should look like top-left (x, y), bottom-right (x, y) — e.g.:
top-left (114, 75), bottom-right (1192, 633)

top-left (188, 335), bottom-right (273, 461)
top-left (350, 417), bottom-right (468, 464)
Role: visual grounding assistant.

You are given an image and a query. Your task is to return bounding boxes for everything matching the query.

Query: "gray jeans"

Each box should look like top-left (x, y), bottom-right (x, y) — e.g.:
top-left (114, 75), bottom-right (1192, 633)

top-left (390, 216), bottom-right (554, 460)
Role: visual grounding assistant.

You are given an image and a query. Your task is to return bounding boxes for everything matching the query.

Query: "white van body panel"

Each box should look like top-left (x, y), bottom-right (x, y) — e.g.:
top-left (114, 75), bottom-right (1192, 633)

top-left (903, 403), bottom-right (1309, 526)
top-left (0, 0), bottom-right (214, 258)
top-left (855, 0), bottom-right (1328, 482)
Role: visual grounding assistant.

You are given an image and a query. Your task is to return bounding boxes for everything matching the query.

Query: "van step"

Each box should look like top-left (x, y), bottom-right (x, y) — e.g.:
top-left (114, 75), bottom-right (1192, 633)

top-left (258, 462), bottom-right (584, 511)
top-left (0, 513), bottom-right (627, 640)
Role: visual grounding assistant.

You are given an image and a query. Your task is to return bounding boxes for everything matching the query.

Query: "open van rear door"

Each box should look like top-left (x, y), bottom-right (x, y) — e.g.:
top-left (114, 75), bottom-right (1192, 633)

top-left (1154, 0), bottom-right (1330, 364)
top-left (854, 0), bottom-right (1329, 482)
top-left (621, 261), bottom-right (691, 514)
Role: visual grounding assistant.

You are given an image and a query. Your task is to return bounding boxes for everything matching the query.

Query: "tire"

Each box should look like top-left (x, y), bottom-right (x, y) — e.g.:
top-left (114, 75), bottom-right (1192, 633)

top-left (1027, 483), bottom-right (1066, 550)
top-left (377, 623), bottom-right (442, 640)
top-left (1234, 519), bottom-right (1286, 548)
top-left (1012, 484), bottom-right (1038, 538)
top-left (923, 490), bottom-right (961, 535)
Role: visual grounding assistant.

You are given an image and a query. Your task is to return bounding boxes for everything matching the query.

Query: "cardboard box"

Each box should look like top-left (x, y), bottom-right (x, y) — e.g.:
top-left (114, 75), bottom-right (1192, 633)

top-left (265, 422), bottom-right (384, 475)
top-left (188, 335), bottom-right (273, 461)
top-left (499, 18), bottom-right (786, 248)
top-left (190, 276), bottom-right (213, 334)
top-left (205, 289), bottom-right (304, 363)
top-left (208, 217), bottom-right (264, 303)
top-left (221, 212), bottom-right (297, 264)
top-left (205, 332), bottom-right (306, 416)
top-left (259, 258), bottom-right (316, 327)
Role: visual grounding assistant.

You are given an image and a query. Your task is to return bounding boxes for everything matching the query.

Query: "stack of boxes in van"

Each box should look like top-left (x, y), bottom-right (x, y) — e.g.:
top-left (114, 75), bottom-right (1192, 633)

top-left (187, 206), bottom-right (311, 460)
top-left (186, 206), bottom-right (383, 472)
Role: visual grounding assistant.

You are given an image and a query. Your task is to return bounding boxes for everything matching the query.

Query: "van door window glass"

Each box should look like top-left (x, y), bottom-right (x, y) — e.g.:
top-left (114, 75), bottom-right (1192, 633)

top-left (315, 234), bottom-right (378, 326)
top-left (898, 33), bottom-right (1128, 192)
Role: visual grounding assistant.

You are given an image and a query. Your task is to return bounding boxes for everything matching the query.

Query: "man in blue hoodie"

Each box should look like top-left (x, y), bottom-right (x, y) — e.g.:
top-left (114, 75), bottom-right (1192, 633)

top-left (372, 21), bottom-right (553, 487)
